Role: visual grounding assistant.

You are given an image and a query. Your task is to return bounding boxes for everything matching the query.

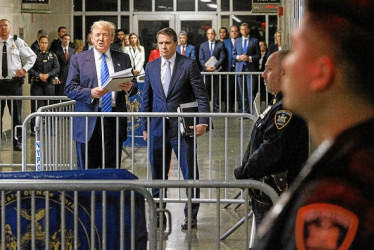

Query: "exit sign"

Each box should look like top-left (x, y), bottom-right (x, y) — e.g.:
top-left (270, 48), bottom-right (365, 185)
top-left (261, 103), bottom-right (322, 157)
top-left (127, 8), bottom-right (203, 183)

top-left (252, 0), bottom-right (281, 13)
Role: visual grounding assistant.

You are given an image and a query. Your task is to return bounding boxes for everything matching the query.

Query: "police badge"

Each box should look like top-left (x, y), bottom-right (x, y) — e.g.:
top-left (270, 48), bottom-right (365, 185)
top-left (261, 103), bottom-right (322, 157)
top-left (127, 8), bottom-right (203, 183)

top-left (274, 110), bottom-right (292, 130)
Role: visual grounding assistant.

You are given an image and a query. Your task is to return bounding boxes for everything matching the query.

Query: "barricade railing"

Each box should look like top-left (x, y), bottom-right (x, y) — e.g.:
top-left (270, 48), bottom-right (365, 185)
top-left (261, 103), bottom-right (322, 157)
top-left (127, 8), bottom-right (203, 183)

top-left (201, 72), bottom-right (268, 113)
top-left (0, 179), bottom-right (278, 250)
top-left (21, 111), bottom-right (256, 175)
top-left (0, 96), bottom-right (70, 169)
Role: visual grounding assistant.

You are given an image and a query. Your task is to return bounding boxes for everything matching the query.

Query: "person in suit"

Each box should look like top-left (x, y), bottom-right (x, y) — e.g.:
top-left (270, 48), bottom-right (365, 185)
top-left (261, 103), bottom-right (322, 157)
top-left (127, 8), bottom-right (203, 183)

top-left (65, 20), bottom-right (138, 170)
top-left (49, 26), bottom-right (73, 53)
top-left (223, 25), bottom-right (239, 112)
top-left (54, 33), bottom-right (75, 96)
top-left (142, 27), bottom-right (210, 229)
top-left (123, 33), bottom-right (145, 79)
top-left (82, 33), bottom-right (94, 51)
top-left (177, 31), bottom-right (196, 59)
top-left (233, 23), bottom-right (260, 113)
top-left (199, 28), bottom-right (226, 112)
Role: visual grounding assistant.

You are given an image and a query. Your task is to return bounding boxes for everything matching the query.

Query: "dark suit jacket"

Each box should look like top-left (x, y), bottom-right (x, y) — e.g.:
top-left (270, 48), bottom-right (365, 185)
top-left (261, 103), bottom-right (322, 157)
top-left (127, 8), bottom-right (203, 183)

top-left (65, 49), bottom-right (138, 143)
top-left (223, 38), bottom-right (235, 72)
top-left (142, 53), bottom-right (210, 138)
top-left (199, 40), bottom-right (226, 71)
top-left (232, 36), bottom-right (260, 72)
top-left (55, 46), bottom-right (76, 84)
top-left (177, 44), bottom-right (196, 59)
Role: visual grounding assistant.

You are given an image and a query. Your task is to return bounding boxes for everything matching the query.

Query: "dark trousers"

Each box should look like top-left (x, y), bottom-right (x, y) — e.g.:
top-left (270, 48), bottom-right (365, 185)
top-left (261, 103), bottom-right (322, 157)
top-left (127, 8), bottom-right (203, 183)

top-left (30, 81), bottom-right (55, 130)
top-left (237, 67), bottom-right (252, 113)
top-left (55, 82), bottom-right (66, 96)
top-left (0, 80), bottom-right (22, 146)
top-left (251, 197), bottom-right (272, 229)
top-left (149, 124), bottom-right (200, 218)
top-left (205, 74), bottom-right (221, 112)
top-left (76, 116), bottom-right (124, 169)
top-left (226, 67), bottom-right (236, 112)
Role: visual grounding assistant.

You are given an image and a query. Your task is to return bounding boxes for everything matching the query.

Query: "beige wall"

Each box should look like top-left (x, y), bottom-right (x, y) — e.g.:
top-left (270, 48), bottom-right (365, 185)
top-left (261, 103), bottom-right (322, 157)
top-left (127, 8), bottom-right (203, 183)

top-left (0, 0), bottom-right (72, 45)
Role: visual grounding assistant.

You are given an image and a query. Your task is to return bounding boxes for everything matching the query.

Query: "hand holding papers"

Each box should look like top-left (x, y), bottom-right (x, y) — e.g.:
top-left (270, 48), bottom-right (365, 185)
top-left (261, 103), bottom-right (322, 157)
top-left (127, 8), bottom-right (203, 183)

top-left (177, 102), bottom-right (199, 137)
top-left (101, 68), bottom-right (134, 91)
top-left (204, 56), bottom-right (221, 72)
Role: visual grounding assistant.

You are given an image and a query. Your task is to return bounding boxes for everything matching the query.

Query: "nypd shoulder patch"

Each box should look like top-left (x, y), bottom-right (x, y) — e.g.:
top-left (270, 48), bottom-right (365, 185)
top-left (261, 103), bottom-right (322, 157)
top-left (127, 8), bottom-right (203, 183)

top-left (274, 110), bottom-right (292, 130)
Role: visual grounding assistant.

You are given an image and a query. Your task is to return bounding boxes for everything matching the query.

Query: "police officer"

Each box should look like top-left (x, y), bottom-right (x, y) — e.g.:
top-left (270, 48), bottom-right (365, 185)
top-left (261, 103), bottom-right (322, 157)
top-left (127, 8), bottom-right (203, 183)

top-left (234, 51), bottom-right (309, 228)
top-left (0, 19), bottom-right (36, 151)
top-left (28, 35), bottom-right (60, 134)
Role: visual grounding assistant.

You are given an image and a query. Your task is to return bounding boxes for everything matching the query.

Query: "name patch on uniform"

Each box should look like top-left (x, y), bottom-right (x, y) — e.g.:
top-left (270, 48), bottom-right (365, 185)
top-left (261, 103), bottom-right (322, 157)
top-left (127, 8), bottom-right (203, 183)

top-left (295, 203), bottom-right (359, 250)
top-left (274, 110), bottom-right (292, 130)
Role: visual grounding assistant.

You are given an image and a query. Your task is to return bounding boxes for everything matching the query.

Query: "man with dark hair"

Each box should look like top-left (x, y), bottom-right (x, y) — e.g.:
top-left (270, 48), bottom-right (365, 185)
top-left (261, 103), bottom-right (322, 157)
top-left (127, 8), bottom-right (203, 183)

top-left (234, 50), bottom-right (308, 228)
top-left (256, 0), bottom-right (374, 249)
top-left (31, 29), bottom-right (48, 52)
top-left (54, 33), bottom-right (75, 96)
top-left (50, 26), bottom-right (73, 53)
top-left (142, 27), bottom-right (210, 229)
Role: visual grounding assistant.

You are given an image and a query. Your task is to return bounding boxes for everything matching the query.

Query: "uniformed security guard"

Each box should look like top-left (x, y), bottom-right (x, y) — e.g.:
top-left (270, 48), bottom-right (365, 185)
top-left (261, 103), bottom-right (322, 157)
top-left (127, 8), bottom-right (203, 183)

top-left (28, 35), bottom-right (60, 134)
top-left (234, 50), bottom-right (309, 228)
top-left (0, 19), bottom-right (36, 151)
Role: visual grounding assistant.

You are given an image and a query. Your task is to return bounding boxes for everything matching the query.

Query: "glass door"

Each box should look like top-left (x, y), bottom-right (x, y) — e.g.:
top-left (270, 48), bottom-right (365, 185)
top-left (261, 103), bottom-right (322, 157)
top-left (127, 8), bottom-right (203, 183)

top-left (133, 15), bottom-right (175, 67)
top-left (176, 15), bottom-right (217, 64)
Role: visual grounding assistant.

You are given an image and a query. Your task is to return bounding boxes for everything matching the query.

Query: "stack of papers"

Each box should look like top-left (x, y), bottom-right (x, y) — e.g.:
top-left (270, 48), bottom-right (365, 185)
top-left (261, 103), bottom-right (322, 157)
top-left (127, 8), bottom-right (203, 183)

top-left (102, 68), bottom-right (134, 91)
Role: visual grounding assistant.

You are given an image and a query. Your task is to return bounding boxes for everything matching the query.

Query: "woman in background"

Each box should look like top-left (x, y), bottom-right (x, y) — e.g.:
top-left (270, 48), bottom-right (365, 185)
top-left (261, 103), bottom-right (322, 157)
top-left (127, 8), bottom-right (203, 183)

top-left (267, 30), bottom-right (281, 57)
top-left (124, 33), bottom-right (145, 78)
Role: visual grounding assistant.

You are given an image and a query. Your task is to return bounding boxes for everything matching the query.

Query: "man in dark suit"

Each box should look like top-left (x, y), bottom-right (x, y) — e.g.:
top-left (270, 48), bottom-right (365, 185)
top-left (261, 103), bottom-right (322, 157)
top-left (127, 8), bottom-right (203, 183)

top-left (54, 34), bottom-right (75, 96)
top-left (65, 20), bottom-right (137, 170)
top-left (142, 27), bottom-right (210, 229)
top-left (49, 26), bottom-right (73, 53)
top-left (223, 25), bottom-right (239, 112)
top-left (199, 28), bottom-right (226, 112)
top-left (176, 31), bottom-right (196, 59)
top-left (233, 23), bottom-right (260, 113)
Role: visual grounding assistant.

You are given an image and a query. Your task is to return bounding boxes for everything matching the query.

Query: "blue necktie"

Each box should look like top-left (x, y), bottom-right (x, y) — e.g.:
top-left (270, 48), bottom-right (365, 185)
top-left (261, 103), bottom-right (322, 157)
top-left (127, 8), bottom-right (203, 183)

top-left (243, 38), bottom-right (247, 66)
top-left (100, 54), bottom-right (112, 112)
top-left (163, 60), bottom-right (171, 96)
top-left (210, 42), bottom-right (214, 56)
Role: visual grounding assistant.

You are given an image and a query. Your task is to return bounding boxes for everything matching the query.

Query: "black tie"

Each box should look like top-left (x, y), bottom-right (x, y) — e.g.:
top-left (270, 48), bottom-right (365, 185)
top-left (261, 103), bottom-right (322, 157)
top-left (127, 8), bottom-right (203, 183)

top-left (2, 41), bottom-right (7, 78)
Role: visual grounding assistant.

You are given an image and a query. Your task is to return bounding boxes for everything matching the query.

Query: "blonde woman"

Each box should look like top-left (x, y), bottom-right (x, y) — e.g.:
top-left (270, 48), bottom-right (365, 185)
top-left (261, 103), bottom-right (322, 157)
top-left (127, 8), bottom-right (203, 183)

top-left (124, 33), bottom-right (145, 77)
top-left (267, 30), bottom-right (281, 56)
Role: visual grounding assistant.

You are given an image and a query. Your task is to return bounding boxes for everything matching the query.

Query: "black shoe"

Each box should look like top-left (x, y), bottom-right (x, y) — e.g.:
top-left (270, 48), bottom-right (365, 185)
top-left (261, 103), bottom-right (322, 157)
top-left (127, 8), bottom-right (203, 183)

top-left (14, 144), bottom-right (22, 151)
top-left (181, 218), bottom-right (197, 229)
top-left (156, 213), bottom-right (167, 228)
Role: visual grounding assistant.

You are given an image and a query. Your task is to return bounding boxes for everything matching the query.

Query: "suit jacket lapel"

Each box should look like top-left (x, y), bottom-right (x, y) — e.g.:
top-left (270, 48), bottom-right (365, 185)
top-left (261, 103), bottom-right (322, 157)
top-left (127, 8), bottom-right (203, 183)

top-left (167, 54), bottom-right (183, 97)
top-left (111, 52), bottom-right (122, 72)
top-left (85, 50), bottom-right (98, 87)
top-left (152, 58), bottom-right (165, 99)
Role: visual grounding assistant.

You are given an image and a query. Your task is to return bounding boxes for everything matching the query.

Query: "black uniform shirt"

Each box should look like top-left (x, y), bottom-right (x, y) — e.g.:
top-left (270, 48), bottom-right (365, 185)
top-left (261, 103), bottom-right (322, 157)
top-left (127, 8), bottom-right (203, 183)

top-left (28, 50), bottom-right (60, 82)
top-left (235, 93), bottom-right (309, 183)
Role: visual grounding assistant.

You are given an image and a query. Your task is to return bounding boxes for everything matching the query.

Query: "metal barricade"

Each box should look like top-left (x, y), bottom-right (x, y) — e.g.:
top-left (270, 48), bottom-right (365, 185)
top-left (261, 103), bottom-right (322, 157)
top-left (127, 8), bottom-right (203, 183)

top-left (0, 96), bottom-right (70, 170)
top-left (0, 179), bottom-right (278, 250)
top-left (201, 72), bottom-right (268, 113)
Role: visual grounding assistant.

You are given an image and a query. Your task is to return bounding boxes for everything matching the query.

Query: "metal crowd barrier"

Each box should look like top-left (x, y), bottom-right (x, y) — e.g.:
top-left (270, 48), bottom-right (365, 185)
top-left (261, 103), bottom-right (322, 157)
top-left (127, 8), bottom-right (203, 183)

top-left (201, 72), bottom-right (268, 113)
top-left (0, 179), bottom-right (278, 250)
top-left (0, 96), bottom-right (69, 169)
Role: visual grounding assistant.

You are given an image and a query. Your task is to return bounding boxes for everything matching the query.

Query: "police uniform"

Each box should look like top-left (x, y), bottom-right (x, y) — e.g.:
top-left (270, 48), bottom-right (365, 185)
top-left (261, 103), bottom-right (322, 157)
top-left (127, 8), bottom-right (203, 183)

top-left (0, 35), bottom-right (36, 149)
top-left (28, 50), bottom-right (60, 131)
top-left (234, 92), bottom-right (309, 227)
top-left (256, 118), bottom-right (374, 249)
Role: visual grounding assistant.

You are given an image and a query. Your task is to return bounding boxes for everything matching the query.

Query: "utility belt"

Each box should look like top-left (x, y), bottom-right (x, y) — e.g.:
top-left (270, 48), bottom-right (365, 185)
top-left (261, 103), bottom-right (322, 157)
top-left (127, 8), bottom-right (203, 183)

top-left (0, 77), bottom-right (24, 84)
top-left (30, 77), bottom-right (55, 85)
top-left (250, 171), bottom-right (288, 206)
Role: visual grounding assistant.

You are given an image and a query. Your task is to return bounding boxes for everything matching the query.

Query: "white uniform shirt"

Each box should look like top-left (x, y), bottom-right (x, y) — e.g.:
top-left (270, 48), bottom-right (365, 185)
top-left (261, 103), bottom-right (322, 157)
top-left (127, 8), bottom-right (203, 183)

top-left (0, 35), bottom-right (36, 80)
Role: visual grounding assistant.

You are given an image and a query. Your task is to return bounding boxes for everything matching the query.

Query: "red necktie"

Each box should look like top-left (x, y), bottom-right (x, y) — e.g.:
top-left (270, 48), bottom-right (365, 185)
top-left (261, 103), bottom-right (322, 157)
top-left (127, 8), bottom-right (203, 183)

top-left (181, 46), bottom-right (185, 55)
top-left (64, 48), bottom-right (68, 60)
